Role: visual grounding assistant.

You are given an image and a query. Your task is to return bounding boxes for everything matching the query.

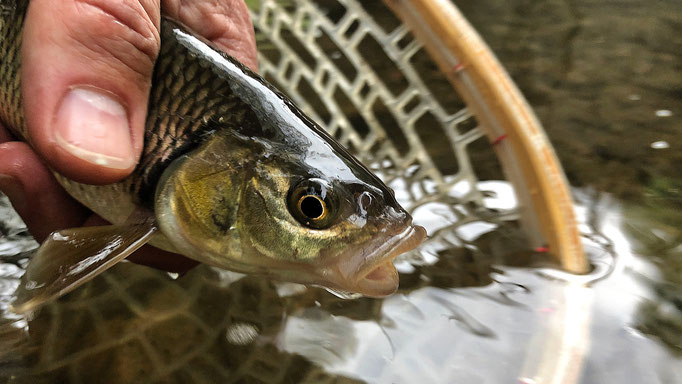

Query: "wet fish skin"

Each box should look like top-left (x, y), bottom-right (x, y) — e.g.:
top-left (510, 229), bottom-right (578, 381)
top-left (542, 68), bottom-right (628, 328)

top-left (0, 0), bottom-right (426, 308)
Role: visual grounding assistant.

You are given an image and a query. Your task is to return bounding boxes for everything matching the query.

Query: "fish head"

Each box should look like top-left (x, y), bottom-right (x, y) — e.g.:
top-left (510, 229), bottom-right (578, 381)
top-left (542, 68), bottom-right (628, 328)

top-left (237, 163), bottom-right (427, 297)
top-left (151, 49), bottom-right (427, 296)
top-left (155, 128), bottom-right (426, 297)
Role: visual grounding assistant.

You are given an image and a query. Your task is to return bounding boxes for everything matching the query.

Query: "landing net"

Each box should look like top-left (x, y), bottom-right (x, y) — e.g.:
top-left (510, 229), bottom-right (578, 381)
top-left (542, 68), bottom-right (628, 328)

top-left (249, 0), bottom-right (587, 272)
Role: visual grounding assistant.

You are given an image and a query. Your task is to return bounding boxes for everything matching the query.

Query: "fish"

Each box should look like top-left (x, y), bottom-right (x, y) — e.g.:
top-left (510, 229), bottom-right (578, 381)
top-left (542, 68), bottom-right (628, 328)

top-left (0, 0), bottom-right (426, 313)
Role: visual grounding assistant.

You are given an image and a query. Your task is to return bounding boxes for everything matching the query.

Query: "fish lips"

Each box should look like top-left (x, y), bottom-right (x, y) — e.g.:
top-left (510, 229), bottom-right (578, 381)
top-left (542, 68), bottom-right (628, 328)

top-left (325, 224), bottom-right (427, 297)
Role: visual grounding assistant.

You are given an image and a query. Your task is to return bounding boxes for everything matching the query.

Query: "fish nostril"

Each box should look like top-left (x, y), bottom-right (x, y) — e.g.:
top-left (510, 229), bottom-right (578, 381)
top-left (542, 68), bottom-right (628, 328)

top-left (361, 192), bottom-right (372, 208)
top-left (357, 191), bottom-right (374, 214)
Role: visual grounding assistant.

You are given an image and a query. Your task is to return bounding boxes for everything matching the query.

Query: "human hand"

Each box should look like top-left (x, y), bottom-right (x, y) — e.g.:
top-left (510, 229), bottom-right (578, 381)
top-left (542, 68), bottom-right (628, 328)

top-left (0, 0), bottom-right (258, 273)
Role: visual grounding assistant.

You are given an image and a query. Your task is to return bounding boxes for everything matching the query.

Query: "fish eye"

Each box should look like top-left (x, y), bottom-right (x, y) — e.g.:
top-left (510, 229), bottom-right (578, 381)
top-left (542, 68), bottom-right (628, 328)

top-left (298, 195), bottom-right (326, 220)
top-left (288, 178), bottom-right (337, 229)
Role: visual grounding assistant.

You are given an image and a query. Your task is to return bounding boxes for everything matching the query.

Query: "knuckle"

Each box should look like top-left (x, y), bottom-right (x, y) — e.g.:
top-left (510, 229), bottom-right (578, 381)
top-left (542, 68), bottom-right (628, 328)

top-left (0, 141), bottom-right (33, 171)
top-left (69, 0), bottom-right (161, 78)
top-left (163, 0), bottom-right (257, 70)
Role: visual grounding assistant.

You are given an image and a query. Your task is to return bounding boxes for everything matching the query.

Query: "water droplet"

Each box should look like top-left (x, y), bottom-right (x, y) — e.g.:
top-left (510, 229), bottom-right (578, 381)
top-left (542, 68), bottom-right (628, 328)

top-left (655, 109), bottom-right (672, 117)
top-left (650, 141), bottom-right (669, 149)
top-left (225, 322), bottom-right (259, 345)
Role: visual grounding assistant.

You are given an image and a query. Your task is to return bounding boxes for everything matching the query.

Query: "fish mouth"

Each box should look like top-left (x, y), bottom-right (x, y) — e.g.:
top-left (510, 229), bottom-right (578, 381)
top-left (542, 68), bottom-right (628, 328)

top-left (334, 224), bottom-right (427, 297)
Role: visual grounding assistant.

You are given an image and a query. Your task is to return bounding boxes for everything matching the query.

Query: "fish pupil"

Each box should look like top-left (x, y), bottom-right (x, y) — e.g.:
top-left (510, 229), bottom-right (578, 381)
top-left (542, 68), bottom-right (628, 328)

top-left (300, 195), bottom-right (325, 219)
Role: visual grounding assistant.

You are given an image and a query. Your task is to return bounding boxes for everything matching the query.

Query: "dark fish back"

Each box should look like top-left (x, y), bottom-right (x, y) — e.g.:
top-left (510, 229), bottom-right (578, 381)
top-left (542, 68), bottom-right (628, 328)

top-left (0, 0), bottom-right (28, 138)
top-left (136, 18), bottom-right (263, 204)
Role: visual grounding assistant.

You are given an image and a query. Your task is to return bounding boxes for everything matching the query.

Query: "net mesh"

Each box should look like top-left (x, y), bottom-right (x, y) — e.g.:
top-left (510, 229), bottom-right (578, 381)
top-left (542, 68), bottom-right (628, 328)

top-left (251, 0), bottom-right (516, 249)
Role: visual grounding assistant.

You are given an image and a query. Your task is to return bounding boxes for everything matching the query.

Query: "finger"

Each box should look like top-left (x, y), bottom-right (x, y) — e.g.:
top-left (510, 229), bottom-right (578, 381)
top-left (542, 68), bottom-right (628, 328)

top-left (21, 0), bottom-right (161, 185)
top-left (162, 0), bottom-right (258, 71)
top-left (0, 142), bottom-right (90, 242)
top-left (0, 121), bottom-right (14, 143)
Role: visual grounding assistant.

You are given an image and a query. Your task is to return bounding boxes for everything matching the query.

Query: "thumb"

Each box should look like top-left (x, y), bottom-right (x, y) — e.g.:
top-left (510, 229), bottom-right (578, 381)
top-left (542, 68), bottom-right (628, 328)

top-left (21, 0), bottom-right (161, 184)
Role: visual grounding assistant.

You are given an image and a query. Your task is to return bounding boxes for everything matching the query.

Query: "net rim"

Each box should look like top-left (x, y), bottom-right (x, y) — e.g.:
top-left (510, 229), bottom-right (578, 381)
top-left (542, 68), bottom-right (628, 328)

top-left (383, 0), bottom-right (588, 274)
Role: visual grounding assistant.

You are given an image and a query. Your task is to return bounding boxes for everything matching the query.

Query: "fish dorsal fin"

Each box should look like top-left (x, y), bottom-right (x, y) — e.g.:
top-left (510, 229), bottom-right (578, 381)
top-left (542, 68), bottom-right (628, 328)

top-left (11, 217), bottom-right (157, 314)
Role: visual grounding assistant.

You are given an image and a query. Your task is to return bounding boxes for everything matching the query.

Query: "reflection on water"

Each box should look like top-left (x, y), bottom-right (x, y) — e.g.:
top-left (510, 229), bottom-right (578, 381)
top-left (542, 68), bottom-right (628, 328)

top-left (622, 198), bottom-right (682, 356)
top-left (1, 179), bottom-right (680, 383)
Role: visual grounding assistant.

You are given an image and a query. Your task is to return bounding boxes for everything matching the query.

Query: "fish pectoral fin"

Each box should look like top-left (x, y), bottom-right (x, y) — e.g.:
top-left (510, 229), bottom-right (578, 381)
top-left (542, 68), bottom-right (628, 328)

top-left (11, 218), bottom-right (157, 314)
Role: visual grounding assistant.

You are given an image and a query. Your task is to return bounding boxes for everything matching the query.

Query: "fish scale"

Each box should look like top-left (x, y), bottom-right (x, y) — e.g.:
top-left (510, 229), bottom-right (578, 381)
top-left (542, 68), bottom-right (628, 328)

top-left (0, 0), bottom-right (26, 137)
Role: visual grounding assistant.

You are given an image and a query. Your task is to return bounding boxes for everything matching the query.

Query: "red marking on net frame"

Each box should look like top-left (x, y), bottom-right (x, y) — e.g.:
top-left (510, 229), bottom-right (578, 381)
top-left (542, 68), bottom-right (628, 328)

top-left (492, 134), bottom-right (508, 145)
top-left (451, 63), bottom-right (465, 73)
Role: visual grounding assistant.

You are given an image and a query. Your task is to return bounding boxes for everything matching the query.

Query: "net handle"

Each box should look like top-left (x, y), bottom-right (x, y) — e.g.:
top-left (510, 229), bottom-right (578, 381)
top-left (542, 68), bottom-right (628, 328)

top-left (384, 0), bottom-right (588, 273)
